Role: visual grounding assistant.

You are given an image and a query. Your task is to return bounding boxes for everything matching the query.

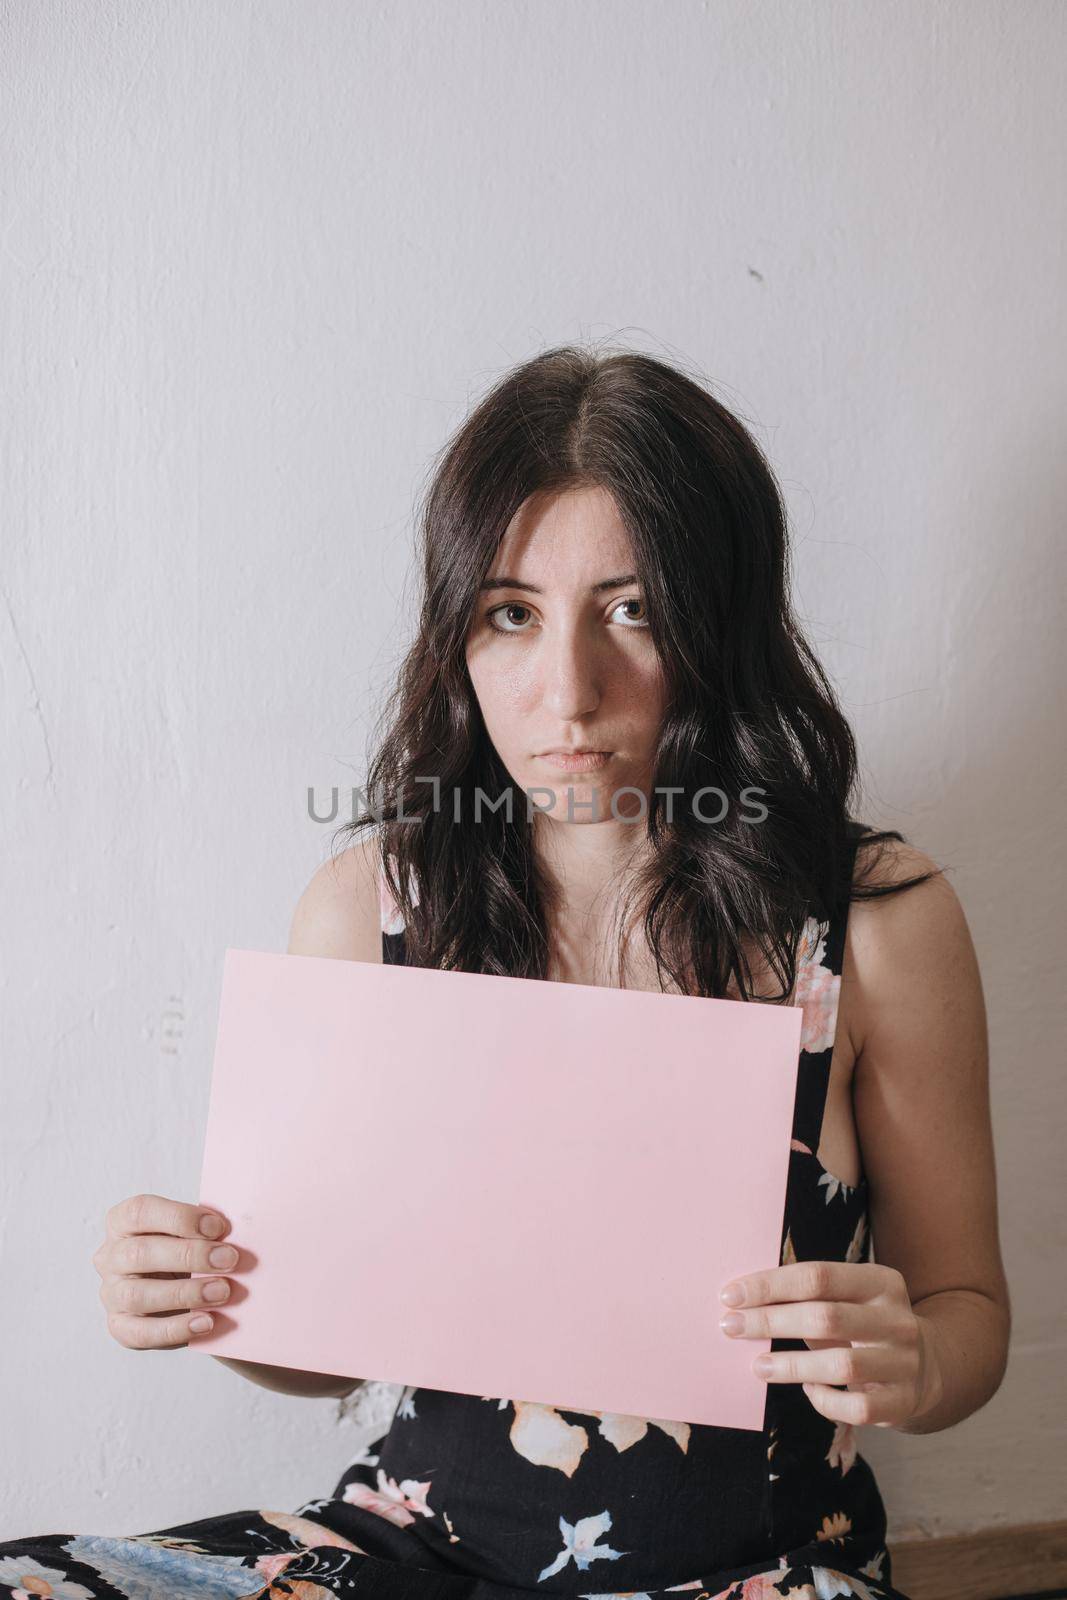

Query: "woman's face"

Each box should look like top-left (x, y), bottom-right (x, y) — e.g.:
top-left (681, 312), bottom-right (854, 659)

top-left (464, 484), bottom-right (668, 824)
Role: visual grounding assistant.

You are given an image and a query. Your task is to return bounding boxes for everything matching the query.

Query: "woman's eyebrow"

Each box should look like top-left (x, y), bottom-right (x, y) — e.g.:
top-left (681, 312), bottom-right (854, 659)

top-left (478, 573), bottom-right (639, 595)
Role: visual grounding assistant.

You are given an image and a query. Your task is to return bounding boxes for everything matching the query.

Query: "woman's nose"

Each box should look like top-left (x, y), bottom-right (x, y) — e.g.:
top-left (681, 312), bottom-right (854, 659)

top-left (539, 629), bottom-right (602, 720)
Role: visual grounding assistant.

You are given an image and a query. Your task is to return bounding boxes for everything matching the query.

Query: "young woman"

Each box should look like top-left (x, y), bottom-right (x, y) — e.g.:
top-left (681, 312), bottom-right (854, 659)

top-left (0, 348), bottom-right (1009, 1600)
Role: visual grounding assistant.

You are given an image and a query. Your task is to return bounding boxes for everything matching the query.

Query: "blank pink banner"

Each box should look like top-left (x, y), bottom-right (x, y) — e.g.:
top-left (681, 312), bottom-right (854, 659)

top-left (188, 948), bottom-right (803, 1429)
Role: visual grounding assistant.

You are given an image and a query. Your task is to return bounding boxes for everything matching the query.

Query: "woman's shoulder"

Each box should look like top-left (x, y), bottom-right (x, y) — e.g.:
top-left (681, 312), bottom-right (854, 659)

top-left (844, 831), bottom-right (977, 1055)
top-left (287, 834), bottom-right (385, 963)
top-left (850, 830), bottom-right (951, 912)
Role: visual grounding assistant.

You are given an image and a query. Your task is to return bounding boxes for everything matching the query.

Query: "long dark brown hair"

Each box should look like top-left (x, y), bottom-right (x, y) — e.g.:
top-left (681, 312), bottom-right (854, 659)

top-left (332, 344), bottom-right (942, 1000)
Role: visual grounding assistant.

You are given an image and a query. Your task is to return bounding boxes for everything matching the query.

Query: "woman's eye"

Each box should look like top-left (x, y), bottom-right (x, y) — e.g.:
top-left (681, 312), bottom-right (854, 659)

top-left (612, 597), bottom-right (649, 627)
top-left (486, 602), bottom-right (533, 634)
top-left (484, 598), bottom-right (648, 635)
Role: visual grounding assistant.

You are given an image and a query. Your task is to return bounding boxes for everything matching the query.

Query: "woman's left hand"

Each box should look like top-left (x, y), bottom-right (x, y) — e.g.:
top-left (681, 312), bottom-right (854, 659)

top-left (718, 1260), bottom-right (944, 1429)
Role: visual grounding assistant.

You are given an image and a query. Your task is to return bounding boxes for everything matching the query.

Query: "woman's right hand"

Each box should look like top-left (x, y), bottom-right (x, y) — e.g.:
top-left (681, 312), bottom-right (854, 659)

top-left (93, 1192), bottom-right (239, 1348)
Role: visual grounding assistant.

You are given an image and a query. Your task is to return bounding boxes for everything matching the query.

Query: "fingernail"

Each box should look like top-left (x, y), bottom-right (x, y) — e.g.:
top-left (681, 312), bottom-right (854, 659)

top-left (753, 1355), bottom-right (773, 1377)
top-left (720, 1312), bottom-right (744, 1335)
top-left (189, 1314), bottom-right (213, 1333)
top-left (720, 1282), bottom-right (744, 1306)
top-left (209, 1245), bottom-right (239, 1269)
top-left (202, 1279), bottom-right (230, 1303)
top-left (199, 1214), bottom-right (226, 1239)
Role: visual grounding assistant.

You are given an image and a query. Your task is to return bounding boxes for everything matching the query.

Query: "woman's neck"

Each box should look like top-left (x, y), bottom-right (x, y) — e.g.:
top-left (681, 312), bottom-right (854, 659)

top-left (532, 810), bottom-right (652, 921)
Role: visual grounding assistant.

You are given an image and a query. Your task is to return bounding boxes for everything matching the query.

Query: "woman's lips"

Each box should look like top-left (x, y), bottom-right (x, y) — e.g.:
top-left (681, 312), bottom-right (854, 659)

top-left (535, 751), bottom-right (613, 772)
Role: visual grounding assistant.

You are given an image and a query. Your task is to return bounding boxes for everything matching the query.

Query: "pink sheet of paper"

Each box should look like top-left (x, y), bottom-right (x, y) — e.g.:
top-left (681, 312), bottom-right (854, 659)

top-left (188, 948), bottom-right (803, 1430)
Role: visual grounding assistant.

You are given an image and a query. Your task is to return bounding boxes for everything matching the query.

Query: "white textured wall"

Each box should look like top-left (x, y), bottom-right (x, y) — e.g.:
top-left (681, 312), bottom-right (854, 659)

top-left (2, 0), bottom-right (1063, 1547)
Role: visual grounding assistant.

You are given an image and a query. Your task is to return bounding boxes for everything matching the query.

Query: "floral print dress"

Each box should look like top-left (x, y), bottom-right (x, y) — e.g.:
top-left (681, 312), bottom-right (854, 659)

top-left (0, 833), bottom-right (913, 1600)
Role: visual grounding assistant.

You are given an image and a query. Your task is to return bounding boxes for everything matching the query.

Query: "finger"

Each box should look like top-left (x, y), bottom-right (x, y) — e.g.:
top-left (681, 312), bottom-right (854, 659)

top-left (856, 1381), bottom-right (902, 1425)
top-left (801, 1379), bottom-right (908, 1426)
top-left (753, 1343), bottom-right (915, 1389)
top-left (106, 1193), bottom-right (231, 1245)
top-left (722, 1260), bottom-right (887, 1309)
top-left (106, 1307), bottom-right (213, 1351)
top-left (100, 1272), bottom-right (232, 1317)
top-left (112, 1232), bottom-right (241, 1279)
top-left (722, 1296), bottom-right (904, 1343)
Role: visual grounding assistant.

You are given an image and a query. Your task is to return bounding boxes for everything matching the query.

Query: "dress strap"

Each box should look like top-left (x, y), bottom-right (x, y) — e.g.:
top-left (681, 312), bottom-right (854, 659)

top-left (789, 834), bottom-right (860, 1154)
top-left (378, 849), bottom-right (411, 964)
top-left (378, 853), bottom-right (406, 937)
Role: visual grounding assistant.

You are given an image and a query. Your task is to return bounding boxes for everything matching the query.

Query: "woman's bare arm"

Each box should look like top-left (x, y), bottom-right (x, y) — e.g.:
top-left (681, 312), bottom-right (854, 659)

top-left (211, 837), bottom-right (384, 1399)
top-left (848, 840), bottom-right (1011, 1432)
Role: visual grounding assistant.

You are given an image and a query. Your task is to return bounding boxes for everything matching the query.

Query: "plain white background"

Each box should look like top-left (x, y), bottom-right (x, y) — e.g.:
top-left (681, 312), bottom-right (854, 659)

top-left (1, 0), bottom-right (1064, 1545)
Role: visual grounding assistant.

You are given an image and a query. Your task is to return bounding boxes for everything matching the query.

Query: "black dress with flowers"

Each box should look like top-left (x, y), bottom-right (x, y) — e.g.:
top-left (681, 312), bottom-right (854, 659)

top-left (0, 830), bottom-right (913, 1600)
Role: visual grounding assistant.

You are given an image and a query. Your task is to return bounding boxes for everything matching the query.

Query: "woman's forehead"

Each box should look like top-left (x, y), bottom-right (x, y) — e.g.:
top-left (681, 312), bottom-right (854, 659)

top-left (493, 487), bottom-right (634, 581)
